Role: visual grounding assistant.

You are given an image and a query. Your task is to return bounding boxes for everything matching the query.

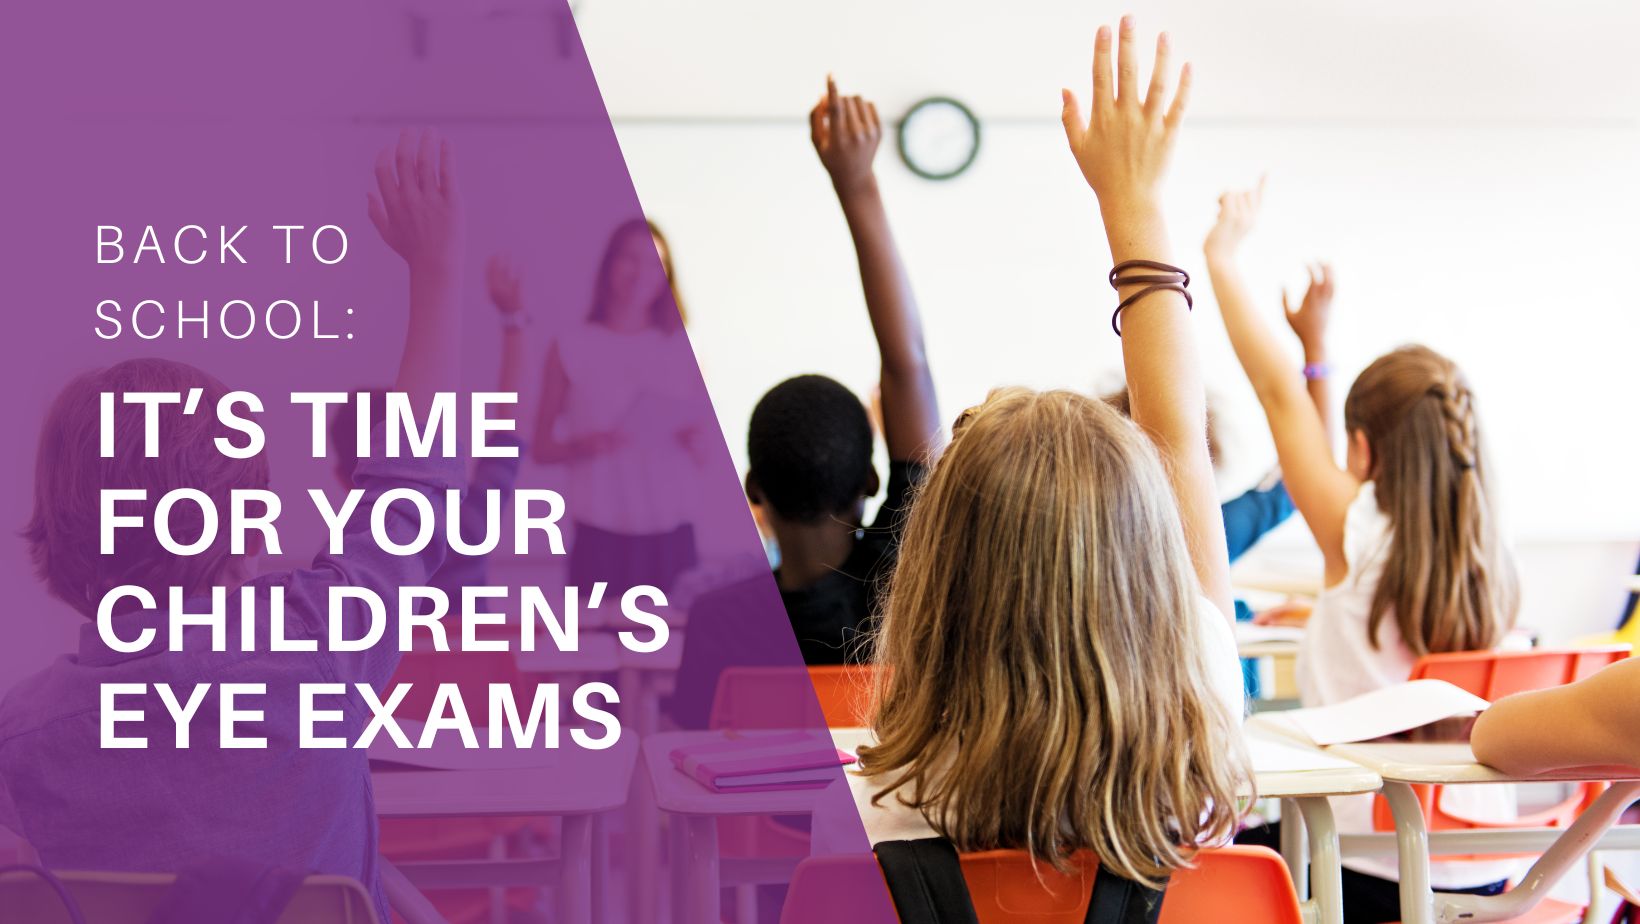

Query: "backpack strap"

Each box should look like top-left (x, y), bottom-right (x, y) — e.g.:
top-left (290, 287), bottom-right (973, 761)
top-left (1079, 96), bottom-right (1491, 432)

top-left (1085, 865), bottom-right (1167, 924)
top-left (143, 857), bottom-right (307, 924)
top-left (873, 838), bottom-right (981, 924)
top-left (873, 838), bottom-right (1167, 924)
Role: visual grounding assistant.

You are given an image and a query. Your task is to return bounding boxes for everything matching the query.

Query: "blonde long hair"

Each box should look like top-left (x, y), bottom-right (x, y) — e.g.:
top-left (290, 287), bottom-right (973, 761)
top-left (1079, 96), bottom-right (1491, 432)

top-left (857, 388), bottom-right (1249, 887)
top-left (1344, 345), bottom-right (1518, 656)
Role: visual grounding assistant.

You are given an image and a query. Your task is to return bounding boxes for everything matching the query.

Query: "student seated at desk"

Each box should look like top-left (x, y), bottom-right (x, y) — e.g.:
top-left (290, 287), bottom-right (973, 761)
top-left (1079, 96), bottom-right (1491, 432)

top-left (833, 21), bottom-right (1249, 892)
top-left (1205, 181), bottom-right (1522, 921)
top-left (1473, 657), bottom-right (1640, 776)
top-left (0, 134), bottom-right (465, 924)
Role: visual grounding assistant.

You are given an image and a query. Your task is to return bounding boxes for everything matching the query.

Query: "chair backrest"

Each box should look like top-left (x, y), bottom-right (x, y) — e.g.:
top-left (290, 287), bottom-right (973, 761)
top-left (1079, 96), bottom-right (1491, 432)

top-left (1408, 646), bottom-right (1630, 700)
top-left (1374, 646), bottom-right (1632, 846)
top-left (0, 869), bottom-right (379, 924)
top-left (708, 666), bottom-right (828, 730)
top-left (779, 847), bottom-right (1300, 924)
top-left (807, 665), bottom-right (876, 728)
top-left (390, 648), bottom-right (526, 726)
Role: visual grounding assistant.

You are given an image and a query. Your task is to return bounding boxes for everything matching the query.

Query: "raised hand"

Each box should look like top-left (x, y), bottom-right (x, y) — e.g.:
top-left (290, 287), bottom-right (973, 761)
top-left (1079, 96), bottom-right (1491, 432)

top-left (486, 254), bottom-right (524, 315)
top-left (810, 76), bottom-right (882, 195)
top-left (368, 129), bottom-right (462, 276)
top-left (1061, 16), bottom-right (1191, 212)
top-left (1283, 263), bottom-right (1336, 355)
top-left (1203, 179), bottom-right (1264, 261)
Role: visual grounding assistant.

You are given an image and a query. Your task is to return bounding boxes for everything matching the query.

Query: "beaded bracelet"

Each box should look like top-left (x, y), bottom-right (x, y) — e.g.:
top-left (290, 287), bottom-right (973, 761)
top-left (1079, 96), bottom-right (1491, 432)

top-left (1302, 361), bottom-right (1332, 381)
top-left (1109, 260), bottom-right (1192, 336)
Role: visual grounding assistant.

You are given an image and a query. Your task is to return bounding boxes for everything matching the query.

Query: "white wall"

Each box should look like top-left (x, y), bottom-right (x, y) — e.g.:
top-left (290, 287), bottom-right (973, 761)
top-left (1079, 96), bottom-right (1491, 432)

top-left (574, 0), bottom-right (1640, 637)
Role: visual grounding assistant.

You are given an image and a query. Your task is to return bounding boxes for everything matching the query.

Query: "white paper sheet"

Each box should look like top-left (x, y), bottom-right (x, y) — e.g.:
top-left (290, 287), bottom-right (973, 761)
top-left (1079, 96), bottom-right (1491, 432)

top-left (1281, 679), bottom-right (1490, 747)
top-left (1245, 734), bottom-right (1364, 773)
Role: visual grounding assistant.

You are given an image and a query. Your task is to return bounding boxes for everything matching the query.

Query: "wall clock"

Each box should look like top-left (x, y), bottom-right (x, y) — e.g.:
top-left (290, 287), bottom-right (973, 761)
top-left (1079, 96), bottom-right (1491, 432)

top-left (896, 97), bottom-right (980, 181)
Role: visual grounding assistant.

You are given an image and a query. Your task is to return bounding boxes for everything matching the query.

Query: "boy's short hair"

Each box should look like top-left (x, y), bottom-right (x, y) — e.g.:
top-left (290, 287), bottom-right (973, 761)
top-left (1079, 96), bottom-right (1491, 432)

top-left (329, 387), bottom-right (388, 483)
top-left (748, 374), bottom-right (873, 523)
top-left (25, 358), bottom-right (269, 617)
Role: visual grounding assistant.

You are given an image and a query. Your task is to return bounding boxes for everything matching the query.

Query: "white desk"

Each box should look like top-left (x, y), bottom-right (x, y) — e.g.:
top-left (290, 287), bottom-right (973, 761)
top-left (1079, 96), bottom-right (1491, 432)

top-left (1243, 727), bottom-right (1382, 924)
top-left (372, 737), bottom-right (637, 924)
top-left (1325, 741), bottom-right (1640, 924)
top-left (647, 726), bottom-right (1380, 924)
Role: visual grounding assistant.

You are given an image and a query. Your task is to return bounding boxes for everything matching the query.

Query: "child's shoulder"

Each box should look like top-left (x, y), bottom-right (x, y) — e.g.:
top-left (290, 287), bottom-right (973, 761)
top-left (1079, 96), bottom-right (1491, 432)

top-left (845, 766), bottom-right (938, 846)
top-left (0, 654), bottom-right (99, 745)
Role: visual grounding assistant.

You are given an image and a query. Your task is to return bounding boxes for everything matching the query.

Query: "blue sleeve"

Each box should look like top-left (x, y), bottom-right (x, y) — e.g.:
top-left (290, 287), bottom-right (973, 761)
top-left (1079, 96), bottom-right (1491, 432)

top-left (1221, 480), bottom-right (1295, 563)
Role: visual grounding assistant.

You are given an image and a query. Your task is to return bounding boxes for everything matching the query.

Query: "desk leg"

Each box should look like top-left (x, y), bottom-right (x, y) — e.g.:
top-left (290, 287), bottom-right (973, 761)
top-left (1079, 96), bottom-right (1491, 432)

top-left (591, 812), bottom-right (609, 924)
top-left (1293, 798), bottom-right (1343, 924)
top-left (626, 669), bottom-right (660, 924)
top-left (683, 815), bottom-right (721, 924)
top-left (1280, 799), bottom-right (1310, 901)
top-left (379, 856), bottom-right (449, 924)
top-left (669, 814), bottom-right (690, 924)
top-left (1383, 782), bottom-right (1434, 924)
top-left (559, 814), bottom-right (593, 924)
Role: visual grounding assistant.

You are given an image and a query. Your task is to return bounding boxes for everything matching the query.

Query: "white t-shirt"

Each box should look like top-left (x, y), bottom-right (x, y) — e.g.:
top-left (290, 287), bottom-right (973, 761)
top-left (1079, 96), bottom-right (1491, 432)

top-left (1299, 482), bottom-right (1519, 887)
top-left (550, 323), bottom-right (711, 535)
top-left (828, 596), bottom-right (1243, 848)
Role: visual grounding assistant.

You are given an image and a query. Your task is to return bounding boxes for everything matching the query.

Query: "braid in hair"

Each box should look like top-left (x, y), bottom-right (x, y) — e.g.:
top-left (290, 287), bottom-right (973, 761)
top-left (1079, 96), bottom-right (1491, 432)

top-left (1435, 375), bottom-right (1478, 472)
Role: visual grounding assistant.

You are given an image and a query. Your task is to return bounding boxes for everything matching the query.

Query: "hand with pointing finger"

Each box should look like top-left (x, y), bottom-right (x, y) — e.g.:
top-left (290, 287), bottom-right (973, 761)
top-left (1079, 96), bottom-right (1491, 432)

top-left (1204, 179), bottom-right (1264, 262)
top-left (811, 76), bottom-right (883, 196)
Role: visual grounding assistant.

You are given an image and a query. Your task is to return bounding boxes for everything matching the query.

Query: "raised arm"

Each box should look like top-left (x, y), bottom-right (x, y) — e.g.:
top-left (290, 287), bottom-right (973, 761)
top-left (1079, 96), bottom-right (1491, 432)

top-left (485, 254), bottom-right (528, 401)
top-left (1472, 659), bottom-right (1640, 776)
top-left (1061, 18), bottom-right (1232, 620)
top-left (811, 77), bottom-right (941, 464)
top-left (367, 130), bottom-right (463, 408)
top-left (1203, 184), bottom-right (1357, 581)
top-left (1284, 263), bottom-right (1336, 436)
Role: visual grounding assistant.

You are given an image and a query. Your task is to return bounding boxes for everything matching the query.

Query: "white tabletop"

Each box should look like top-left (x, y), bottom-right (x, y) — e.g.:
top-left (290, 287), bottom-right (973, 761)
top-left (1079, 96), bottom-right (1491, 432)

top-left (1326, 741), bottom-right (1640, 786)
top-left (1245, 728), bottom-right (1381, 798)
top-left (373, 735), bottom-right (637, 818)
top-left (644, 726), bottom-right (1380, 817)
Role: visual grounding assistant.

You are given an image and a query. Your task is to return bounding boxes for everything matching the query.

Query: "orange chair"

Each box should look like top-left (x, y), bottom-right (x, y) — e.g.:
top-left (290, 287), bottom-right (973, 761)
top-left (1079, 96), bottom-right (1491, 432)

top-left (706, 665), bottom-right (877, 730)
top-left (807, 665), bottom-right (876, 728)
top-left (778, 846), bottom-right (1302, 924)
top-left (1371, 646), bottom-right (1630, 836)
top-left (708, 666), bottom-right (827, 730)
top-left (1370, 646), bottom-right (1630, 924)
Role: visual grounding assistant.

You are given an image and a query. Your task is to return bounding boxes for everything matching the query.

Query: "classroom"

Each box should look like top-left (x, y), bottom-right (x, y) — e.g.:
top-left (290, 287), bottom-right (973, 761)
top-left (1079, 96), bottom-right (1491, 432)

top-left (2, 2), bottom-right (1639, 924)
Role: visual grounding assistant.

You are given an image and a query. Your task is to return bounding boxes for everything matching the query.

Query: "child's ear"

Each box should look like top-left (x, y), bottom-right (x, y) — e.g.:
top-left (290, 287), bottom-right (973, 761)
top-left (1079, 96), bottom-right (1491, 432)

top-left (863, 467), bottom-right (881, 499)
top-left (1349, 429), bottom-right (1374, 478)
top-left (744, 471), bottom-right (763, 505)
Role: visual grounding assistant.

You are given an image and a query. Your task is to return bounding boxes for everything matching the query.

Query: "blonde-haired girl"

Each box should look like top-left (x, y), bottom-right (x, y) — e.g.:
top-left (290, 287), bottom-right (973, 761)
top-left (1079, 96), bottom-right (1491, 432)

top-left (1204, 185), bottom-right (1519, 920)
top-left (846, 17), bottom-right (1251, 891)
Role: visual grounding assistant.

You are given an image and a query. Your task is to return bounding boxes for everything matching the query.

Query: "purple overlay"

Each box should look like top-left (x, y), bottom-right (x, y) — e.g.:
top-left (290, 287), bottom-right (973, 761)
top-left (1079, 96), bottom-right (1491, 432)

top-left (0, 3), bottom-right (895, 923)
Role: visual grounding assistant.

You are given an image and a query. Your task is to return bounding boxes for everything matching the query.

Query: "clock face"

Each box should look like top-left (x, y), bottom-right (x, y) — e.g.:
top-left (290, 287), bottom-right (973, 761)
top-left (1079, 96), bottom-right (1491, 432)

top-left (897, 97), bottom-right (980, 181)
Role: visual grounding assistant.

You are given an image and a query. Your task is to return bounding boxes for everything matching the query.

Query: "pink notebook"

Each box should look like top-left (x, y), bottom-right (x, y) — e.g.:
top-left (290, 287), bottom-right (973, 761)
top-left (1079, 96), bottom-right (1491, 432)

top-left (670, 733), bottom-right (857, 793)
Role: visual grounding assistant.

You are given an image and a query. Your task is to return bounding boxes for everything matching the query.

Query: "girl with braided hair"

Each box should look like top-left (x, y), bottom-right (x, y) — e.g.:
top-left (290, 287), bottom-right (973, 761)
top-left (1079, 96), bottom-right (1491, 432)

top-left (1203, 182), bottom-right (1519, 922)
